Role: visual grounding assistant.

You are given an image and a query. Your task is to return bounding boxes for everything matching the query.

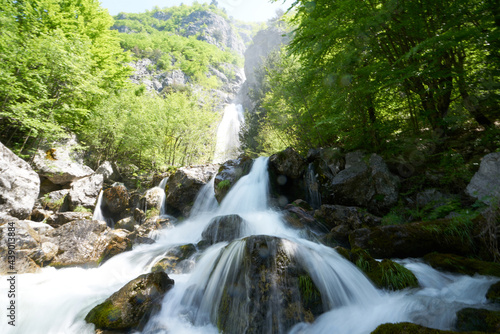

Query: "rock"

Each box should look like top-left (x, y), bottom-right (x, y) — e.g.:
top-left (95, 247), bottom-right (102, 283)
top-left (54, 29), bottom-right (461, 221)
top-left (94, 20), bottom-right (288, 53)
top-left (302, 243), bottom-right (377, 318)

top-left (466, 152), bottom-right (500, 204)
top-left (307, 147), bottom-right (344, 204)
top-left (166, 164), bottom-right (218, 215)
top-left (213, 236), bottom-right (324, 333)
top-left (0, 220), bottom-right (42, 274)
top-left (487, 282), bottom-right (500, 303)
top-left (372, 322), bottom-right (460, 333)
top-left (142, 187), bottom-right (165, 211)
top-left (330, 152), bottom-right (400, 215)
top-left (30, 241), bottom-right (59, 265)
top-left (103, 184), bottom-right (130, 214)
top-left (39, 189), bottom-right (69, 211)
top-left (95, 161), bottom-right (115, 182)
top-left (30, 208), bottom-right (53, 222)
top-left (0, 141), bottom-right (40, 219)
top-left (180, 10), bottom-right (245, 55)
top-left (44, 220), bottom-right (127, 267)
top-left (85, 272), bottom-right (174, 331)
top-left (214, 156), bottom-right (254, 203)
top-left (151, 244), bottom-right (197, 274)
top-left (423, 253), bottom-right (500, 277)
top-left (416, 188), bottom-right (451, 208)
top-left (283, 204), bottom-right (328, 233)
top-left (45, 212), bottom-right (93, 227)
top-left (349, 217), bottom-right (492, 260)
top-left (115, 217), bottom-right (135, 232)
top-left (128, 217), bottom-right (173, 245)
top-left (67, 173), bottom-right (103, 211)
top-left (99, 229), bottom-right (133, 264)
top-left (456, 308), bottom-right (500, 332)
top-left (337, 248), bottom-right (418, 290)
top-left (268, 147), bottom-right (308, 207)
top-left (201, 214), bottom-right (246, 245)
top-left (32, 134), bottom-right (94, 185)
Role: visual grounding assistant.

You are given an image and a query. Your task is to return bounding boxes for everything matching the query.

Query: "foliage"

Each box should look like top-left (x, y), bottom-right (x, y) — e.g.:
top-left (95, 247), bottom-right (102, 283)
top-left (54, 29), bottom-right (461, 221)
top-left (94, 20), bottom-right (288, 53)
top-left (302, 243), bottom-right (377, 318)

top-left (0, 0), bottom-right (131, 155)
top-left (81, 88), bottom-right (219, 169)
top-left (252, 0), bottom-right (500, 155)
top-left (216, 179), bottom-right (231, 190)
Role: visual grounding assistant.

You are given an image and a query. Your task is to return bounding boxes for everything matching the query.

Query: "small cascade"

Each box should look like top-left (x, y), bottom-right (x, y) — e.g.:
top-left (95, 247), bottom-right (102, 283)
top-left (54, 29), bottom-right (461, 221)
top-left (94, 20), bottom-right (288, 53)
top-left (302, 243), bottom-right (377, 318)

top-left (190, 176), bottom-right (218, 217)
top-left (92, 190), bottom-right (113, 227)
top-left (213, 103), bottom-right (245, 164)
top-left (158, 177), bottom-right (169, 217)
top-left (304, 163), bottom-right (321, 209)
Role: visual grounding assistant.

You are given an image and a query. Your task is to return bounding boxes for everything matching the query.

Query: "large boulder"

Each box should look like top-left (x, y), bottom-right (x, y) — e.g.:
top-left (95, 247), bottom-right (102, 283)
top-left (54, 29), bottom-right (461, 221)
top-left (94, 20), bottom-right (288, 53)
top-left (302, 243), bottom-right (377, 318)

top-left (66, 173), bottom-right (103, 211)
top-left (307, 147), bottom-right (344, 204)
top-left (268, 147), bottom-right (308, 207)
top-left (44, 220), bottom-right (130, 267)
top-left (166, 164), bottom-right (218, 216)
top-left (330, 152), bottom-right (400, 215)
top-left (45, 212), bottom-right (93, 227)
top-left (95, 161), bottom-right (116, 182)
top-left (466, 152), bottom-right (500, 204)
top-left (214, 156), bottom-right (254, 203)
top-left (39, 189), bottom-right (69, 212)
top-left (0, 142), bottom-right (40, 219)
top-left (85, 272), bottom-right (174, 331)
top-left (350, 217), bottom-right (493, 260)
top-left (103, 184), bottom-right (130, 214)
top-left (32, 134), bottom-right (93, 185)
top-left (142, 187), bottom-right (165, 212)
top-left (372, 322), bottom-right (461, 333)
top-left (456, 308), bottom-right (500, 332)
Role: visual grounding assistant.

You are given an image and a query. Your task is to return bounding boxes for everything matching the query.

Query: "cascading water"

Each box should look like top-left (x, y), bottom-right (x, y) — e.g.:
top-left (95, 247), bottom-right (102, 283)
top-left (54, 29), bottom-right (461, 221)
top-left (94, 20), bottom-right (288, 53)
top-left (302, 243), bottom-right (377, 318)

top-left (2, 157), bottom-right (499, 334)
top-left (304, 163), bottom-right (321, 209)
top-left (93, 190), bottom-right (114, 227)
top-left (158, 177), bottom-right (169, 217)
top-left (213, 103), bottom-right (245, 164)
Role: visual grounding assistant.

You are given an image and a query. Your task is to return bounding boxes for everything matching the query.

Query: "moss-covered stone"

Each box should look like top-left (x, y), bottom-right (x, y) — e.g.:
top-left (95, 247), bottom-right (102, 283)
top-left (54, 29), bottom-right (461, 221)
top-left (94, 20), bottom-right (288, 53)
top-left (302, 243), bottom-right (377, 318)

top-left (486, 282), bottom-right (500, 303)
top-left (423, 253), bottom-right (500, 277)
top-left (214, 155), bottom-right (253, 203)
top-left (456, 308), bottom-right (500, 332)
top-left (371, 322), bottom-right (479, 333)
top-left (85, 272), bottom-right (174, 331)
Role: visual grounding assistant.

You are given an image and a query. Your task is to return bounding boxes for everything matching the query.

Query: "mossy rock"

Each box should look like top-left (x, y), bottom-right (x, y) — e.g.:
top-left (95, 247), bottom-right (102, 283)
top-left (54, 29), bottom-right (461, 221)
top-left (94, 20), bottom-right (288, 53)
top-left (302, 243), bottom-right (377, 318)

top-left (85, 272), bottom-right (174, 331)
top-left (371, 322), bottom-right (480, 333)
top-left (338, 247), bottom-right (419, 290)
top-left (423, 253), bottom-right (500, 277)
top-left (456, 308), bottom-right (500, 332)
top-left (486, 282), bottom-right (500, 303)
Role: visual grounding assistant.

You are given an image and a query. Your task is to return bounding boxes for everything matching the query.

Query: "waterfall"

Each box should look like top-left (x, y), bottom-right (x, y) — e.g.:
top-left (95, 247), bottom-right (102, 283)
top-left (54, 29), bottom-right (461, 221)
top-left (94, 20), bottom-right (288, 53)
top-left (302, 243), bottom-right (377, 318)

top-left (92, 190), bottom-right (113, 227)
top-left (304, 163), bottom-right (321, 209)
top-left (213, 103), bottom-right (245, 164)
top-left (3, 157), bottom-right (500, 334)
top-left (158, 177), bottom-right (168, 217)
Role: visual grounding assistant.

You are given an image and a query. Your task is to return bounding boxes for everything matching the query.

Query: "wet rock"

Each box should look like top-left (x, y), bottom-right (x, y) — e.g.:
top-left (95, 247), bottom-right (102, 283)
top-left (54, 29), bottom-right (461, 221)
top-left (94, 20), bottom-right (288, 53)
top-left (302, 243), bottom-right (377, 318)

top-left (423, 253), bottom-right (500, 277)
top-left (99, 229), bottom-right (133, 264)
top-left (32, 134), bottom-right (93, 185)
top-left (466, 152), bottom-right (500, 204)
top-left (0, 141), bottom-right (40, 219)
top-left (487, 282), bottom-right (500, 303)
top-left (151, 244), bottom-right (197, 274)
top-left (214, 156), bottom-right (254, 203)
top-left (85, 272), bottom-right (174, 331)
top-left (337, 247), bottom-right (418, 291)
top-left (103, 184), bottom-right (130, 214)
top-left (166, 164), bottom-right (218, 215)
top-left (67, 173), bottom-right (103, 211)
top-left (215, 236), bottom-right (323, 333)
top-left (269, 147), bottom-right (308, 207)
top-left (45, 211), bottom-right (93, 228)
top-left (372, 322), bottom-right (459, 333)
top-left (330, 152), bottom-right (400, 215)
top-left (456, 308), bottom-right (500, 332)
top-left (115, 217), bottom-right (135, 232)
top-left (283, 204), bottom-right (327, 233)
top-left (201, 214), bottom-right (245, 245)
top-left (307, 147), bottom-right (344, 204)
top-left (350, 217), bottom-right (495, 260)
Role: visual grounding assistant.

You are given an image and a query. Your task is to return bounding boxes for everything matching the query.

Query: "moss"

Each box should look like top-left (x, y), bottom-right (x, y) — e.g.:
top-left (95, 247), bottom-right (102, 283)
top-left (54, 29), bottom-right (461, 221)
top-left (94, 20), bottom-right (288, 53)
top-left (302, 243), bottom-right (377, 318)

top-left (74, 206), bottom-right (92, 213)
top-left (146, 208), bottom-right (159, 218)
top-left (423, 253), bottom-right (500, 277)
top-left (456, 308), bottom-right (500, 332)
top-left (371, 322), bottom-right (470, 333)
top-left (85, 300), bottom-right (123, 330)
top-left (217, 179), bottom-right (231, 190)
top-left (486, 282), bottom-right (500, 303)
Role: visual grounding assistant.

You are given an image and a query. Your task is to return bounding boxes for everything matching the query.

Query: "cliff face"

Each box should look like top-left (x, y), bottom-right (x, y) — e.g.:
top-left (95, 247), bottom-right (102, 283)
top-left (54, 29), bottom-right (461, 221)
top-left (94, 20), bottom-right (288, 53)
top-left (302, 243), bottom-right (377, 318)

top-left (238, 26), bottom-right (290, 111)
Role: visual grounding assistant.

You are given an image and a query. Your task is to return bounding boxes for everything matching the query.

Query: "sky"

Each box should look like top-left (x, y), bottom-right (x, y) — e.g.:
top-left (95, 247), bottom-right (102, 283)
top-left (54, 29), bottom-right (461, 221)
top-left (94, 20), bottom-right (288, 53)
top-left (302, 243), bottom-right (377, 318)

top-left (99, 0), bottom-right (293, 22)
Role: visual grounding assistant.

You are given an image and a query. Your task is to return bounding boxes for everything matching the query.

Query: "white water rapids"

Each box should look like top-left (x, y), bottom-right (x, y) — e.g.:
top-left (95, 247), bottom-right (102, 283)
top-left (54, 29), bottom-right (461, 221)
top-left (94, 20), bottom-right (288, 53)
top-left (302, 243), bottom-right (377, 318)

top-left (1, 157), bottom-right (499, 334)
